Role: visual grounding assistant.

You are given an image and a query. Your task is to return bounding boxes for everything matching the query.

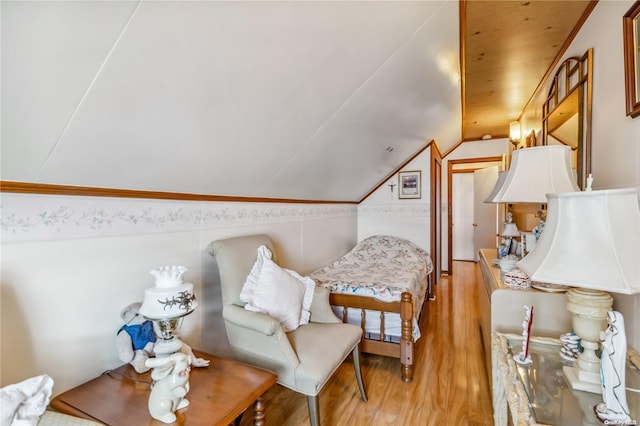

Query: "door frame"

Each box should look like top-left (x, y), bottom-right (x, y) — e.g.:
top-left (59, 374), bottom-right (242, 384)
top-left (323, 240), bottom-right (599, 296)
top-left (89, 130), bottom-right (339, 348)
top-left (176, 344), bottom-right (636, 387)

top-left (430, 144), bottom-right (442, 289)
top-left (447, 156), bottom-right (503, 274)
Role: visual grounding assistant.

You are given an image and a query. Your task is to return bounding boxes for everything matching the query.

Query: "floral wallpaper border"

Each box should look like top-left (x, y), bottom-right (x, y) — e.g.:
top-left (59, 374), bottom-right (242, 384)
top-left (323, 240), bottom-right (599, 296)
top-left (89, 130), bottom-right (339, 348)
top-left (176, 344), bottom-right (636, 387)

top-left (0, 193), bottom-right (358, 243)
top-left (357, 204), bottom-right (430, 216)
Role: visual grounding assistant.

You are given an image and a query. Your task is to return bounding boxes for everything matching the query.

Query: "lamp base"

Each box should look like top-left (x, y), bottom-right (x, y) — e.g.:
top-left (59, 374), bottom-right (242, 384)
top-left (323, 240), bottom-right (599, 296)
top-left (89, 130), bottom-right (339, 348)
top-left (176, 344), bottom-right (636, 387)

top-left (563, 365), bottom-right (602, 394)
top-left (563, 288), bottom-right (612, 394)
top-left (152, 317), bottom-right (186, 357)
top-left (155, 338), bottom-right (184, 357)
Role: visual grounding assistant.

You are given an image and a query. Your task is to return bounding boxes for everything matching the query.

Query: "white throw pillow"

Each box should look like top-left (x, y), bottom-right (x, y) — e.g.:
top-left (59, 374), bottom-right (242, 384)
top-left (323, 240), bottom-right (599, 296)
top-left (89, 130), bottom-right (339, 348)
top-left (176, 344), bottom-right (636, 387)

top-left (283, 268), bottom-right (315, 326)
top-left (240, 245), bottom-right (315, 331)
top-left (239, 245), bottom-right (271, 303)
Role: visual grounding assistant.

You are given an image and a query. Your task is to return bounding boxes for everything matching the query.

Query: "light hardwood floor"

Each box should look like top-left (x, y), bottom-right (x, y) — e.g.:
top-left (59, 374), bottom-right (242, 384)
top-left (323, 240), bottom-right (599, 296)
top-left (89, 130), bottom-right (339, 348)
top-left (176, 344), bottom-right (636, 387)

top-left (239, 261), bottom-right (493, 425)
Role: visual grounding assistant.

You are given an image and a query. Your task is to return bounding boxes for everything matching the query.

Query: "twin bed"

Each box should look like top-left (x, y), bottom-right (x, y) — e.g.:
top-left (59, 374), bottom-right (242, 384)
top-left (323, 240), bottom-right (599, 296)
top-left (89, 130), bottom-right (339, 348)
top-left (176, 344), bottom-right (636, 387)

top-left (309, 235), bottom-right (434, 382)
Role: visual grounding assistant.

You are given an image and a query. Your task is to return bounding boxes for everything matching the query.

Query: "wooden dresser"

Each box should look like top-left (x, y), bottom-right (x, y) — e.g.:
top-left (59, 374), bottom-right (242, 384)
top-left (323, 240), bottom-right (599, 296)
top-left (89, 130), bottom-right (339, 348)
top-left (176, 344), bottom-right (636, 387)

top-left (477, 248), bottom-right (572, 379)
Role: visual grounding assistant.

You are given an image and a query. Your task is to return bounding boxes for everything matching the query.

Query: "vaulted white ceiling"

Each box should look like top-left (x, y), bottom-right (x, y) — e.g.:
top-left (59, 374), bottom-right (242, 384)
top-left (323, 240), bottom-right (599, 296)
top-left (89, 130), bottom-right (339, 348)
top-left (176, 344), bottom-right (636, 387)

top-left (1, 0), bottom-right (461, 202)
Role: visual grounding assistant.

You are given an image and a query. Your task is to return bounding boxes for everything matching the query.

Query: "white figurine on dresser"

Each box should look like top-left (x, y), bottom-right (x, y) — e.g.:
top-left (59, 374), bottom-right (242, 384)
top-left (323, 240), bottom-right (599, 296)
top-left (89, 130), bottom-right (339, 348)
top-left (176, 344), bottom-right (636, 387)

top-left (595, 311), bottom-right (632, 424)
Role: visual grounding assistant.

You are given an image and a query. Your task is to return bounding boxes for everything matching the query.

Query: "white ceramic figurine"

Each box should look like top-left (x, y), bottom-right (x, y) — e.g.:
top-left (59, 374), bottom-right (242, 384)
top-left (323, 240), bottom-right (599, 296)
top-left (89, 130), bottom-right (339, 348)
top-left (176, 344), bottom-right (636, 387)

top-left (146, 352), bottom-right (192, 424)
top-left (595, 311), bottom-right (632, 425)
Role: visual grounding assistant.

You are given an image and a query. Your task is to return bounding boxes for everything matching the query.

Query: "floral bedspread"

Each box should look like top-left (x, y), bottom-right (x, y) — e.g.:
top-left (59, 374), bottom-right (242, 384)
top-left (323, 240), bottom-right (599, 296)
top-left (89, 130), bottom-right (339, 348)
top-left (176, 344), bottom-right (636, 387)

top-left (310, 235), bottom-right (434, 323)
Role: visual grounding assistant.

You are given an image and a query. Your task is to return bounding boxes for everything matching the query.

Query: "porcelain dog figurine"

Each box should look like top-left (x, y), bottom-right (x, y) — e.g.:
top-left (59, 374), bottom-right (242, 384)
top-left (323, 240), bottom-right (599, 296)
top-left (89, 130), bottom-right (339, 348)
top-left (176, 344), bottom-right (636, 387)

top-left (145, 352), bottom-right (192, 423)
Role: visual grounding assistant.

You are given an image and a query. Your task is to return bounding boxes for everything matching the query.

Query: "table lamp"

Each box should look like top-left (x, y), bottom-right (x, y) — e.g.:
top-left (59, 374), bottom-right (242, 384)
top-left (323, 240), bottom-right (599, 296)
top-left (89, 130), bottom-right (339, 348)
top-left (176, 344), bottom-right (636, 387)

top-left (486, 145), bottom-right (579, 256)
top-left (489, 145), bottom-right (580, 204)
top-left (139, 265), bottom-right (198, 423)
top-left (484, 170), bottom-right (508, 203)
top-left (518, 187), bottom-right (640, 394)
top-left (139, 265), bottom-right (198, 356)
top-left (501, 214), bottom-right (520, 256)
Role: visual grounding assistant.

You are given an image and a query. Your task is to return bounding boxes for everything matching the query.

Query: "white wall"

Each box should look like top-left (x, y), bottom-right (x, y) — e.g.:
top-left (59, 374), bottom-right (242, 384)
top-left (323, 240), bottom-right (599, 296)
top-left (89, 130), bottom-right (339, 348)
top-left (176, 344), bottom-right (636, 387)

top-left (358, 147), bottom-right (432, 252)
top-left (1, 194), bottom-right (357, 396)
top-left (575, 1), bottom-right (640, 192)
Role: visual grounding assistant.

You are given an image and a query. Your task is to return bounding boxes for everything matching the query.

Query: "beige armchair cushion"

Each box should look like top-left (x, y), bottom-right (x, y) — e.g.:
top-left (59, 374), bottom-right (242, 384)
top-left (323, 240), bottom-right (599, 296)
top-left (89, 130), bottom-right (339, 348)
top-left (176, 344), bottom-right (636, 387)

top-left (220, 287), bottom-right (362, 396)
top-left (287, 321), bottom-right (361, 394)
top-left (38, 411), bottom-right (102, 425)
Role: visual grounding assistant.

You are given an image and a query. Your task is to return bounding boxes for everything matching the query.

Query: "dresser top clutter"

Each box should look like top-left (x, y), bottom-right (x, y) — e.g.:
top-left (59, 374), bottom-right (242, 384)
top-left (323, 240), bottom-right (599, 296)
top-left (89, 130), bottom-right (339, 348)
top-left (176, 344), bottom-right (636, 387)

top-left (478, 248), bottom-right (572, 338)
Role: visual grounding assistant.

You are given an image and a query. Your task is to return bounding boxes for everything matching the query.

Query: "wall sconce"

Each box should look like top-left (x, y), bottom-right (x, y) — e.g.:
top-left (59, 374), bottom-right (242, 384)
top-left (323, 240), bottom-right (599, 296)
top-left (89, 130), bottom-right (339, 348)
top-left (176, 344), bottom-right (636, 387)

top-left (509, 121), bottom-right (521, 148)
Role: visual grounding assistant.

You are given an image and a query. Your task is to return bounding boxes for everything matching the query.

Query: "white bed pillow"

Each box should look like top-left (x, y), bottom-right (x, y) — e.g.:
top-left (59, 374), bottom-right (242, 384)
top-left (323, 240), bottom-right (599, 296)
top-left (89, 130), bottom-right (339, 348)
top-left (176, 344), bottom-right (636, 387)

top-left (240, 245), bottom-right (315, 331)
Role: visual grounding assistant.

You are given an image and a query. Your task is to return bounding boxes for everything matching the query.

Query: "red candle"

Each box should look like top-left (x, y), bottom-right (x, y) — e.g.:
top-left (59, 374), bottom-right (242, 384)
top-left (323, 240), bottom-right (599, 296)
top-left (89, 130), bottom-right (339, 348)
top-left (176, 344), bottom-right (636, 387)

top-left (524, 306), bottom-right (534, 358)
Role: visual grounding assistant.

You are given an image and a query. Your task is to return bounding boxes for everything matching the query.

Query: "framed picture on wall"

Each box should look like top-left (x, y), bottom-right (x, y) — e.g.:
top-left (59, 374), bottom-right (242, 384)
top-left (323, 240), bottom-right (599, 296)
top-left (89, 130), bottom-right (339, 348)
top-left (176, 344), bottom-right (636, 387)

top-left (398, 170), bottom-right (421, 199)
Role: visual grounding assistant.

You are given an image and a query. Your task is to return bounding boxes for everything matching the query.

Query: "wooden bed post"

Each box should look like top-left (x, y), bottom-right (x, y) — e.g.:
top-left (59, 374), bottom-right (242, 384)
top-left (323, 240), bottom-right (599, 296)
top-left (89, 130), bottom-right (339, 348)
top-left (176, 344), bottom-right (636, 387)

top-left (400, 292), bottom-right (414, 382)
top-left (427, 275), bottom-right (436, 301)
top-left (328, 290), bottom-right (420, 383)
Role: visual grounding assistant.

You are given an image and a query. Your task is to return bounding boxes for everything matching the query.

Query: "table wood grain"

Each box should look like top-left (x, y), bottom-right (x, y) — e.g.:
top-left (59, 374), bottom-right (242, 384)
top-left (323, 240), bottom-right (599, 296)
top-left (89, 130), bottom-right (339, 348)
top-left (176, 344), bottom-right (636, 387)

top-left (50, 350), bottom-right (277, 426)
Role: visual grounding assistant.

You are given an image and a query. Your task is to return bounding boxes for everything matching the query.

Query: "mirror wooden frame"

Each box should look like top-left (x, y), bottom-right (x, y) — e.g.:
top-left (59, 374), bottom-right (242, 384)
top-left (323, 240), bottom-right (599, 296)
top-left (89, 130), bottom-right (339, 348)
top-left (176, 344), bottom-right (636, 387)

top-left (624, 1), bottom-right (640, 118)
top-left (542, 48), bottom-right (593, 190)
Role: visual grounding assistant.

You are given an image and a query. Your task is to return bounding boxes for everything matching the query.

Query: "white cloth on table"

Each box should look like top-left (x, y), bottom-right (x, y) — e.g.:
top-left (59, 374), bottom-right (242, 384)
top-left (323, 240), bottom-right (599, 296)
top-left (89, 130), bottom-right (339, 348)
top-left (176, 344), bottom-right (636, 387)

top-left (1, 374), bottom-right (53, 426)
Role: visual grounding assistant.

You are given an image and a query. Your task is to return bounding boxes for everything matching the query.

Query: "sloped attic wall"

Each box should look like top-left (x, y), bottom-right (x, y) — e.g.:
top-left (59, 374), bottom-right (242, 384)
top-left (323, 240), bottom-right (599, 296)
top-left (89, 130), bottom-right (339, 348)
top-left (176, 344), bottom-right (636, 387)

top-left (1, 0), bottom-right (461, 202)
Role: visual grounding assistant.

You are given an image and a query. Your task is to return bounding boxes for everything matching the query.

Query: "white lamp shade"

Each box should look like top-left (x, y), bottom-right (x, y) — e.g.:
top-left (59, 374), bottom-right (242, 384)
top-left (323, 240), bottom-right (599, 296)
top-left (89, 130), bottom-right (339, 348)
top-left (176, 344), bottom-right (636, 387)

top-left (517, 188), bottom-right (640, 294)
top-left (484, 171), bottom-right (508, 203)
top-left (139, 286), bottom-right (198, 320)
top-left (502, 222), bottom-right (520, 237)
top-left (139, 265), bottom-right (198, 320)
top-left (491, 146), bottom-right (579, 204)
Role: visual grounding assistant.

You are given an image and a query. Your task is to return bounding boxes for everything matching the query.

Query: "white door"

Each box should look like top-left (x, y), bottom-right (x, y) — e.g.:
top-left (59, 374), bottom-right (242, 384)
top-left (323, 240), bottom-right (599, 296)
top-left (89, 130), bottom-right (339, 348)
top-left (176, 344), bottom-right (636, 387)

top-left (452, 173), bottom-right (475, 261)
top-left (473, 166), bottom-right (499, 259)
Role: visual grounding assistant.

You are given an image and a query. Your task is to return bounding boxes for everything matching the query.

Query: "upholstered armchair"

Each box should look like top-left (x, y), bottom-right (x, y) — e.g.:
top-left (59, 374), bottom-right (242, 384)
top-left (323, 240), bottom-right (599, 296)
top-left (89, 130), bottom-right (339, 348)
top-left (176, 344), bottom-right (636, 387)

top-left (208, 234), bottom-right (367, 426)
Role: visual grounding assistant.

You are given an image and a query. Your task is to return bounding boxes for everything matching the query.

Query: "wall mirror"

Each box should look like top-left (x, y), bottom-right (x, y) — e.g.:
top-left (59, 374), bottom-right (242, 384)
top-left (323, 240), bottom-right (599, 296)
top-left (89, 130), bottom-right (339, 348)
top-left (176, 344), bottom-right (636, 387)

top-left (624, 1), bottom-right (640, 118)
top-left (542, 48), bottom-right (592, 190)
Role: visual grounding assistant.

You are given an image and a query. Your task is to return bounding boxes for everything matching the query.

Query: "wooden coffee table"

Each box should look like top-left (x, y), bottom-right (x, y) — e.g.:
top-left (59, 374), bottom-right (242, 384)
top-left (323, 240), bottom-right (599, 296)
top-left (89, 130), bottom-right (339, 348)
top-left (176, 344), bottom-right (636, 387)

top-left (50, 350), bottom-right (277, 425)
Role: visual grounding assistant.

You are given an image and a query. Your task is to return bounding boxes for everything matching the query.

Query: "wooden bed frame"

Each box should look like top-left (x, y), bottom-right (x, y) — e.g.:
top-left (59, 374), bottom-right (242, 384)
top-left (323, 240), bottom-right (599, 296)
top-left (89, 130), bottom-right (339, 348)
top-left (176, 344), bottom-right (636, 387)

top-left (328, 275), bottom-right (433, 382)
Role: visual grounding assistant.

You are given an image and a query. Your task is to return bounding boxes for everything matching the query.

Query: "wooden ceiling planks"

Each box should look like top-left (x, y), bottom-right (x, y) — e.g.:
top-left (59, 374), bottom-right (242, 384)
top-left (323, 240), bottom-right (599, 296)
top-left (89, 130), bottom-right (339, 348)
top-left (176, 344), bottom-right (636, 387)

top-left (462, 0), bottom-right (594, 141)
